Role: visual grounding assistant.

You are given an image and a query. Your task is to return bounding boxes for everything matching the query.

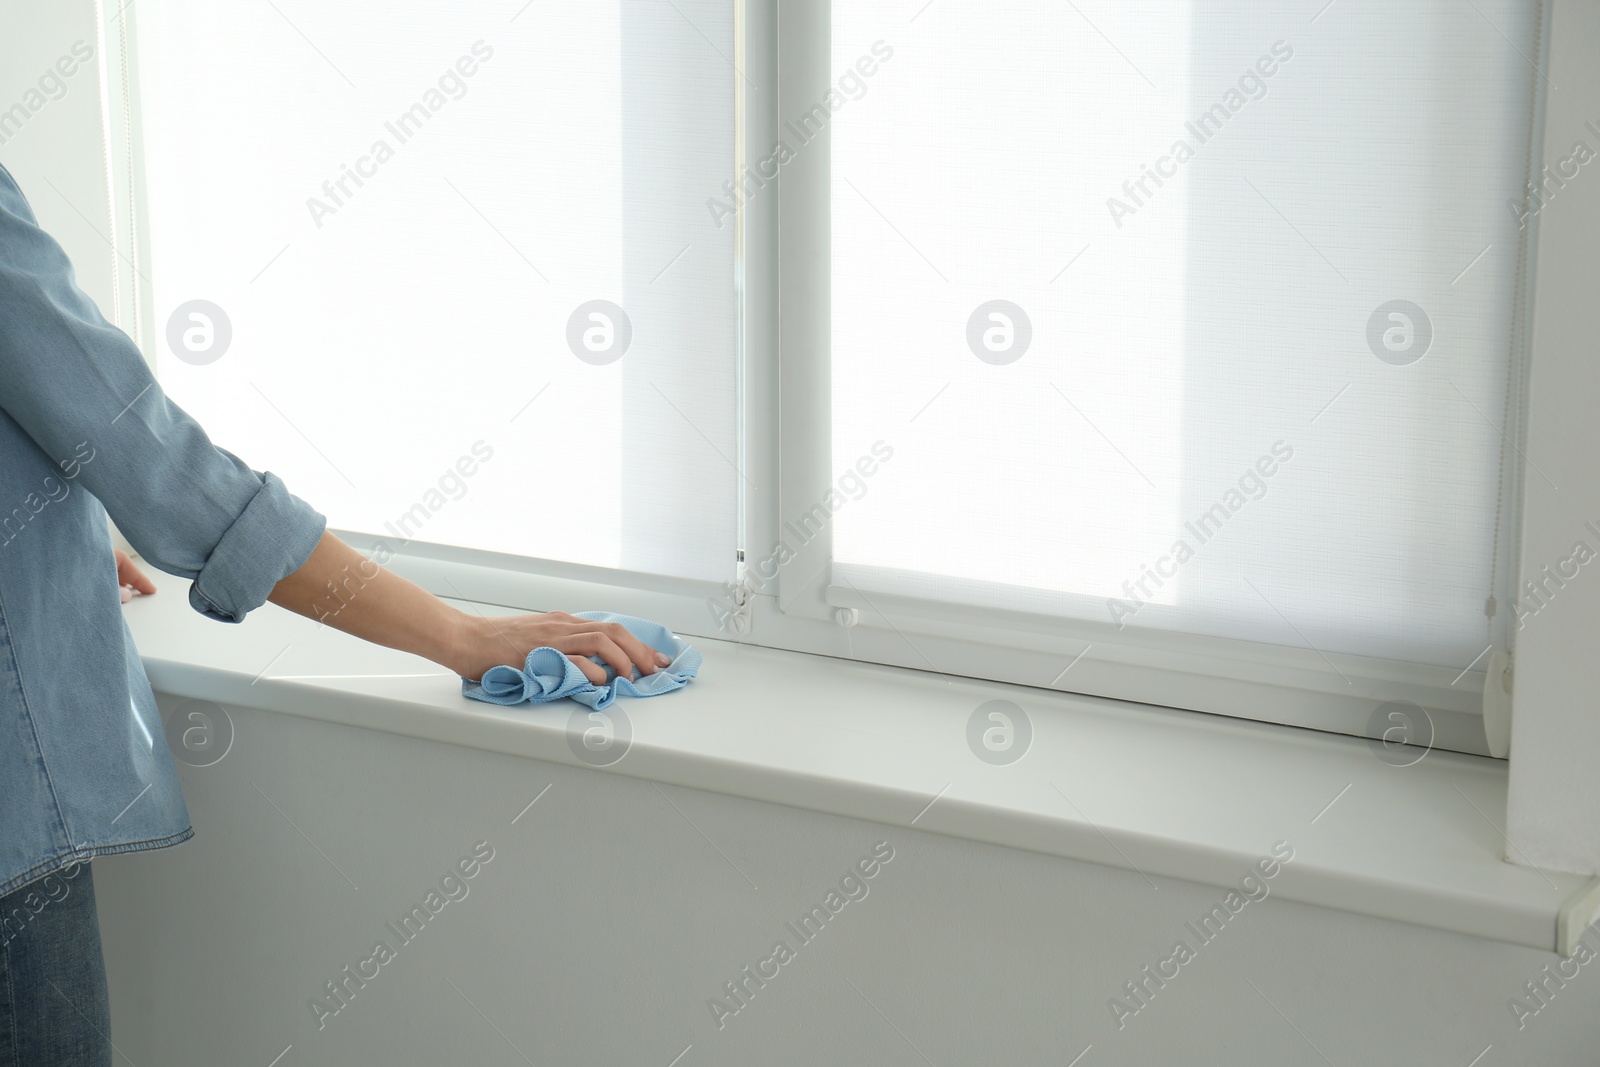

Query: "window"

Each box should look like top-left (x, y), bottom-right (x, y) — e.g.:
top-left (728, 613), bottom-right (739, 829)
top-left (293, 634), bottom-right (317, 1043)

top-left (133, 0), bottom-right (738, 584)
top-left (121, 0), bottom-right (1549, 755)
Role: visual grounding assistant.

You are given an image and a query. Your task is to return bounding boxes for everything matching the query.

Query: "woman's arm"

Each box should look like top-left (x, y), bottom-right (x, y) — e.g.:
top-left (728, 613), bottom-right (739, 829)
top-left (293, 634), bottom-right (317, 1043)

top-left (267, 532), bottom-right (670, 684)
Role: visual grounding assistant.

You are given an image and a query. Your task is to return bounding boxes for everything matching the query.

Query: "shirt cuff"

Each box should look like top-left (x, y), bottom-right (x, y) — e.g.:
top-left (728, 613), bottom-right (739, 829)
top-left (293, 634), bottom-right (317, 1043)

top-left (187, 472), bottom-right (326, 624)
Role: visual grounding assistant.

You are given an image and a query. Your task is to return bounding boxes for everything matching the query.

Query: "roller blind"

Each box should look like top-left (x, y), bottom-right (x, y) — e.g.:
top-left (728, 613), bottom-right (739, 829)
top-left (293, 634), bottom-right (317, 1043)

top-left (829, 0), bottom-right (1537, 670)
top-left (134, 0), bottom-right (738, 583)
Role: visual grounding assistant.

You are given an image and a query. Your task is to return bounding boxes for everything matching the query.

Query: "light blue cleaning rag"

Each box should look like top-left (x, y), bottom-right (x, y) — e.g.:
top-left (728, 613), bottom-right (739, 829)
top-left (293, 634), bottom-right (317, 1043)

top-left (460, 611), bottom-right (700, 711)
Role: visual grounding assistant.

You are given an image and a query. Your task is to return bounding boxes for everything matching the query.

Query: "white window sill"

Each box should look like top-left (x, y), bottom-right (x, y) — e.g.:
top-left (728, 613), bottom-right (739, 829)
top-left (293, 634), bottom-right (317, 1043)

top-left (125, 570), bottom-right (1599, 953)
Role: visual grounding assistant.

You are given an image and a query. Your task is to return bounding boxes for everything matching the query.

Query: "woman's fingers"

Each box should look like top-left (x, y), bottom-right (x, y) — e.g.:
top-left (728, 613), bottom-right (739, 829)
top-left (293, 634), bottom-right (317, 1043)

top-left (114, 549), bottom-right (157, 595)
top-left (556, 631), bottom-right (636, 680)
top-left (566, 654), bottom-right (609, 685)
top-left (555, 619), bottom-right (666, 674)
top-left (467, 613), bottom-right (671, 684)
top-left (595, 621), bottom-right (665, 674)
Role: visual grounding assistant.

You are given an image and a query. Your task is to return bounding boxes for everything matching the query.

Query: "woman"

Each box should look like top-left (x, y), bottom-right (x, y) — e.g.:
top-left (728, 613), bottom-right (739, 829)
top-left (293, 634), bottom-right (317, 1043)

top-left (0, 161), bottom-right (668, 1064)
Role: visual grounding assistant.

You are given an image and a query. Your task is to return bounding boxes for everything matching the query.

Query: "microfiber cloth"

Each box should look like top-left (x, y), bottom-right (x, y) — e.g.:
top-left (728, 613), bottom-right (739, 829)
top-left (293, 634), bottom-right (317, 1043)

top-left (460, 611), bottom-right (700, 711)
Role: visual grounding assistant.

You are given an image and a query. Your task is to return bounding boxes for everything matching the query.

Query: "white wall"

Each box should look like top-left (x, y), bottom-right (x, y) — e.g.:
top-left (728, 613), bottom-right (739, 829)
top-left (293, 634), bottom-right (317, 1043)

top-left (1507, 0), bottom-right (1600, 876)
top-left (94, 696), bottom-right (1600, 1066)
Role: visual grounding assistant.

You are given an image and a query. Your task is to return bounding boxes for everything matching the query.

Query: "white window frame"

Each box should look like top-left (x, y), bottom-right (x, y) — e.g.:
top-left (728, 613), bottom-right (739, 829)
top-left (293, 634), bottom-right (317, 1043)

top-left (106, 0), bottom-right (1570, 764)
top-left (757, 0), bottom-right (1552, 758)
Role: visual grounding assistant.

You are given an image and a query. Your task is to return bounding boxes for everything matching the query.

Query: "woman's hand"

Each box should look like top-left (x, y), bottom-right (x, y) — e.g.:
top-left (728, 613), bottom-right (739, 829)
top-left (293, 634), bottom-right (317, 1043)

top-left (114, 549), bottom-right (156, 603)
top-left (446, 611), bottom-right (672, 684)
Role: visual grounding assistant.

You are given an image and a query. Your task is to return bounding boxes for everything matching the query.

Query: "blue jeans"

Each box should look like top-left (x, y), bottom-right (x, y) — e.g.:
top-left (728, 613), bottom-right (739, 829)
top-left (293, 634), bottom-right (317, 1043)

top-left (0, 862), bottom-right (111, 1066)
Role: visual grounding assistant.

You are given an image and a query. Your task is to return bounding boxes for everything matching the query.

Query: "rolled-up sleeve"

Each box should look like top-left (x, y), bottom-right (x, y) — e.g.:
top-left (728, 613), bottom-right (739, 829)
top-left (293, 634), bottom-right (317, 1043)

top-left (186, 471), bottom-right (323, 622)
top-left (0, 163), bottom-right (325, 623)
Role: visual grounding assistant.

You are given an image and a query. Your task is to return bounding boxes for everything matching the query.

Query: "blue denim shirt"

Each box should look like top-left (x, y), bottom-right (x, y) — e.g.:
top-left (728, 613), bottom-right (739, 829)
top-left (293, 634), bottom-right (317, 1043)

top-left (0, 162), bottom-right (325, 894)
